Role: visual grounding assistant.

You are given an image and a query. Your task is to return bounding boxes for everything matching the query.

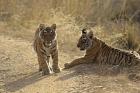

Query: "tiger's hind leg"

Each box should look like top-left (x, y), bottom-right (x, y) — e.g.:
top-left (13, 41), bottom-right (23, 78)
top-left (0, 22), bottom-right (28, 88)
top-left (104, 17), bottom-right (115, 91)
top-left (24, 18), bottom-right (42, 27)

top-left (37, 56), bottom-right (43, 72)
top-left (38, 55), bottom-right (50, 75)
top-left (51, 50), bottom-right (60, 73)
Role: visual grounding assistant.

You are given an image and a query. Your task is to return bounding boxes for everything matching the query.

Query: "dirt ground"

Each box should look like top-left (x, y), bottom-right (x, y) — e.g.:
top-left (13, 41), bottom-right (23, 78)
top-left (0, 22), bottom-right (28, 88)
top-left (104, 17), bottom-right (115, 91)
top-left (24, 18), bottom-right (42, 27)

top-left (0, 33), bottom-right (140, 93)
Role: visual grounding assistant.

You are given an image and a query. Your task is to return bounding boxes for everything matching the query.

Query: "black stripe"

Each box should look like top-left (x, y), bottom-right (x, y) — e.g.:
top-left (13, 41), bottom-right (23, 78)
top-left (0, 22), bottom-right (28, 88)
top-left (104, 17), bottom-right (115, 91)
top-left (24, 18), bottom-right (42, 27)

top-left (105, 46), bottom-right (110, 64)
top-left (126, 53), bottom-right (132, 66)
top-left (102, 45), bottom-right (108, 57)
top-left (107, 48), bottom-right (113, 64)
top-left (117, 50), bottom-right (123, 66)
top-left (113, 50), bottom-right (119, 65)
top-left (40, 48), bottom-right (47, 55)
top-left (111, 49), bottom-right (116, 65)
top-left (121, 54), bottom-right (126, 66)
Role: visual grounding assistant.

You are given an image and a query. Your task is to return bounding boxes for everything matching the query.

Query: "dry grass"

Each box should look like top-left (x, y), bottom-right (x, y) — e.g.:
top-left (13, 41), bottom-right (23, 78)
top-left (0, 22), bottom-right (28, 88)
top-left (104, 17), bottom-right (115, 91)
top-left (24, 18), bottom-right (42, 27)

top-left (0, 0), bottom-right (140, 51)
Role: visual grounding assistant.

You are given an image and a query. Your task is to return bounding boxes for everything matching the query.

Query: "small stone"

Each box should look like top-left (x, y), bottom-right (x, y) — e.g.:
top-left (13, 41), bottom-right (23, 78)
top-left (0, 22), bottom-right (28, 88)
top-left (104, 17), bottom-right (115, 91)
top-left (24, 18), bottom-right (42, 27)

top-left (94, 86), bottom-right (104, 88)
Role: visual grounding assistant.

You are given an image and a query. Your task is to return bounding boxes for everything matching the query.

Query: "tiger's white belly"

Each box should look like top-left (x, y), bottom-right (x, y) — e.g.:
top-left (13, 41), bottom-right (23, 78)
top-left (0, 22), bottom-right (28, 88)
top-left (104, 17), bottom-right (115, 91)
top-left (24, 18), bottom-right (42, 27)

top-left (45, 46), bottom-right (52, 56)
top-left (44, 40), bottom-right (57, 56)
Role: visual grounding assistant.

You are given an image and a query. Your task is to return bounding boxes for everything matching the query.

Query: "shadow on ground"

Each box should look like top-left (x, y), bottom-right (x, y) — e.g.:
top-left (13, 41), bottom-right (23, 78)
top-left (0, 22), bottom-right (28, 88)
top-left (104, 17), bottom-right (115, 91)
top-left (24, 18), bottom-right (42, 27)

top-left (4, 72), bottom-right (48, 92)
top-left (55, 63), bottom-right (122, 82)
top-left (55, 58), bottom-right (140, 82)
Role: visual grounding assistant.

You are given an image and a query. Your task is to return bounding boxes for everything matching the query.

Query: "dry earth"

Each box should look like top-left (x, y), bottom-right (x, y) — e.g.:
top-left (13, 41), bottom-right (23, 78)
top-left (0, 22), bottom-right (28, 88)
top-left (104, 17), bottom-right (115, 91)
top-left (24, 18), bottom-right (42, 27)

top-left (0, 34), bottom-right (140, 93)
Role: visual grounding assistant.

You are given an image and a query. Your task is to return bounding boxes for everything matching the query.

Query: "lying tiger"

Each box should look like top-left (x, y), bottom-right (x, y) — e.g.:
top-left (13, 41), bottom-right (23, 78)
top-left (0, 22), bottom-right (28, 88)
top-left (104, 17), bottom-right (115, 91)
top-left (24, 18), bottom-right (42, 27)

top-left (64, 28), bottom-right (140, 69)
top-left (33, 24), bottom-right (60, 75)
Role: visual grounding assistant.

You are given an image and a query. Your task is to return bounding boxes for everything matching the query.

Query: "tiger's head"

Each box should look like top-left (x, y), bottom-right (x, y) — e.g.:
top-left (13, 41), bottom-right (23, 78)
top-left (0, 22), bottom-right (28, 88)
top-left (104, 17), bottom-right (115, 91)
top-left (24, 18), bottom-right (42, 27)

top-left (77, 28), bottom-right (93, 51)
top-left (39, 24), bottom-right (57, 44)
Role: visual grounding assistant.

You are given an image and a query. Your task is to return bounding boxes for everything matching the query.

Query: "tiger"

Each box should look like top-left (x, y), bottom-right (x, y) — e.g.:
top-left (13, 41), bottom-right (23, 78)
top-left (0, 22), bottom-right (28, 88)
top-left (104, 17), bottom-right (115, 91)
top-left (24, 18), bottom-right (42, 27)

top-left (33, 24), bottom-right (60, 75)
top-left (64, 28), bottom-right (140, 69)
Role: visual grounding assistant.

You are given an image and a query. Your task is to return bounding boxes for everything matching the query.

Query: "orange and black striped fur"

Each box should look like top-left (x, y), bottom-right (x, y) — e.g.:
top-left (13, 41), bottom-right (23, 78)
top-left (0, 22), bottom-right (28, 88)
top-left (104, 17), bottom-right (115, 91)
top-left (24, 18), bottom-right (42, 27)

top-left (64, 29), bottom-right (140, 69)
top-left (33, 24), bottom-right (60, 75)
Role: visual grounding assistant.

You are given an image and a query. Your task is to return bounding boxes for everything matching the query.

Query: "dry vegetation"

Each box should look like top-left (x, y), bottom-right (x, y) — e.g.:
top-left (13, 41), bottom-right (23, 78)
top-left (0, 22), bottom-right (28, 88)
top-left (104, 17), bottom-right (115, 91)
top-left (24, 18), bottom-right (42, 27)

top-left (0, 0), bottom-right (140, 93)
top-left (0, 0), bottom-right (140, 50)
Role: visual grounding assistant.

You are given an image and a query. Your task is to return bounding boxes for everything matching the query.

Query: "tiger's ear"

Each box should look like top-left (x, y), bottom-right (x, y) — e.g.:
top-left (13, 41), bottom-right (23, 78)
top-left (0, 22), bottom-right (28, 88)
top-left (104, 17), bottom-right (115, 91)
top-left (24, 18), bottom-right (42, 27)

top-left (88, 31), bottom-right (93, 39)
top-left (82, 28), bottom-right (87, 34)
top-left (51, 24), bottom-right (56, 31)
top-left (39, 24), bottom-right (45, 30)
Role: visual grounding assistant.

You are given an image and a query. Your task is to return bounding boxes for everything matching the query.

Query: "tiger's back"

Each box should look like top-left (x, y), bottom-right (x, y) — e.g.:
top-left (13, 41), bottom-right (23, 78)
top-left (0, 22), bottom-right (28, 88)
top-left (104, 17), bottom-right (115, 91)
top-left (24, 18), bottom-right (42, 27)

top-left (95, 38), bottom-right (140, 66)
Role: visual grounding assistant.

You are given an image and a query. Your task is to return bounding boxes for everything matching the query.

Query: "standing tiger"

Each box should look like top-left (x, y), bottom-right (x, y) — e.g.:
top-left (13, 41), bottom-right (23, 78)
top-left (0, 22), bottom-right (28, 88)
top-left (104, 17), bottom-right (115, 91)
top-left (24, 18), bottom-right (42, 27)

top-left (33, 24), bottom-right (60, 75)
top-left (64, 28), bottom-right (140, 69)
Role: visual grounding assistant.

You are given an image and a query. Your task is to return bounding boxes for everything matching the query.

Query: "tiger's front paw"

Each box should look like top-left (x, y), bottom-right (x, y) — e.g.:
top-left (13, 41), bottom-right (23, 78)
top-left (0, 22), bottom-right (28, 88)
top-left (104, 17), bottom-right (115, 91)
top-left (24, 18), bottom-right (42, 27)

top-left (128, 73), bottom-right (140, 81)
top-left (42, 68), bottom-right (50, 76)
top-left (53, 67), bottom-right (61, 73)
top-left (64, 63), bottom-right (71, 69)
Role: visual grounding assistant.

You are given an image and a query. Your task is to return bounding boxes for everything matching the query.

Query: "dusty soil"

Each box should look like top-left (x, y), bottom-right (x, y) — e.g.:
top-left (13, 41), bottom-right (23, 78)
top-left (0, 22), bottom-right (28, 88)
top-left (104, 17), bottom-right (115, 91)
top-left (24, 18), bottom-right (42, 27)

top-left (0, 35), bottom-right (140, 93)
